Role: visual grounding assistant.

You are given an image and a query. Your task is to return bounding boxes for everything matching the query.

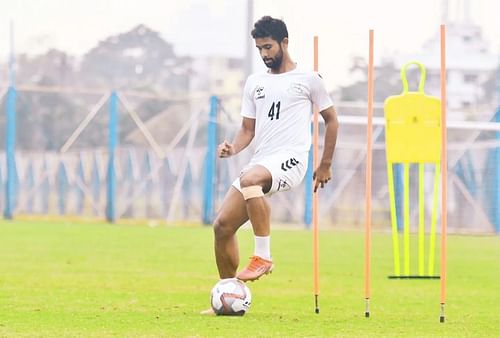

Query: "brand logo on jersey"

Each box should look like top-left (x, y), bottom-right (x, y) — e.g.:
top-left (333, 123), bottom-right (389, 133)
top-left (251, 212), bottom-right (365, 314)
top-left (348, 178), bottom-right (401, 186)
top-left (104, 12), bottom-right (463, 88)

top-left (255, 86), bottom-right (265, 100)
top-left (281, 158), bottom-right (299, 172)
top-left (287, 83), bottom-right (307, 96)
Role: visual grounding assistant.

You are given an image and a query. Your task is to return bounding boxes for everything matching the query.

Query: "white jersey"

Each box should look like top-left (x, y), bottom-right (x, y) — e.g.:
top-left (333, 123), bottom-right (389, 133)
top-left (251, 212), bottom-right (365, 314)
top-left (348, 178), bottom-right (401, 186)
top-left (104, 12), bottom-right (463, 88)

top-left (240, 67), bottom-right (333, 159)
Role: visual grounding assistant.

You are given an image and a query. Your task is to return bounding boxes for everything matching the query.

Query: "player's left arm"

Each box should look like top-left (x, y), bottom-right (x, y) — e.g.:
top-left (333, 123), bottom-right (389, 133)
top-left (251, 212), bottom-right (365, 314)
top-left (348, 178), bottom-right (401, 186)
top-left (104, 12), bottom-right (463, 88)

top-left (314, 106), bottom-right (339, 192)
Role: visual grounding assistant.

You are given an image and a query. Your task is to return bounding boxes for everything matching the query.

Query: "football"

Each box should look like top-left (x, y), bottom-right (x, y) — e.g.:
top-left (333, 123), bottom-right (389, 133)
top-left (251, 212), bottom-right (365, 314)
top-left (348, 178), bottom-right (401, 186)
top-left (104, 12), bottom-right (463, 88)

top-left (210, 278), bottom-right (252, 316)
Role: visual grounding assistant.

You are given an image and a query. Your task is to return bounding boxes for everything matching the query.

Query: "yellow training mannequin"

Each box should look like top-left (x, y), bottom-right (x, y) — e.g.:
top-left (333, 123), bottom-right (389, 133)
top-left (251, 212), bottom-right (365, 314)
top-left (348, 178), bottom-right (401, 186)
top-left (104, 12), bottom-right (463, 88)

top-left (384, 61), bottom-right (441, 278)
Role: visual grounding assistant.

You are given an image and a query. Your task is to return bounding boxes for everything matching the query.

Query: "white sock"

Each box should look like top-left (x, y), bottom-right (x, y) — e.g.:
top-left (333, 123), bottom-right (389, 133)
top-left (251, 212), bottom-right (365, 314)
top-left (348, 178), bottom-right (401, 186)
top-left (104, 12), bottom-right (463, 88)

top-left (254, 235), bottom-right (271, 260)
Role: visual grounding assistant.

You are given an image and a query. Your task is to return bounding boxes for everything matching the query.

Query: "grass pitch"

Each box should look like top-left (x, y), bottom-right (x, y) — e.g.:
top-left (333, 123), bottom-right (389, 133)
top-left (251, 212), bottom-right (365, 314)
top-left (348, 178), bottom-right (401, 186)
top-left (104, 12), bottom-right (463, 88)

top-left (0, 219), bottom-right (498, 337)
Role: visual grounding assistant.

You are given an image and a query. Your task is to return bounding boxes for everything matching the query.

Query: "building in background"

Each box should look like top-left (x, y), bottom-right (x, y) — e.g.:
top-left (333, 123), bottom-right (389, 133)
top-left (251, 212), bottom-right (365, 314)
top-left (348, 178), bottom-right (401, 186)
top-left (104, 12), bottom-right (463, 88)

top-left (190, 56), bottom-right (245, 117)
top-left (386, 0), bottom-right (498, 114)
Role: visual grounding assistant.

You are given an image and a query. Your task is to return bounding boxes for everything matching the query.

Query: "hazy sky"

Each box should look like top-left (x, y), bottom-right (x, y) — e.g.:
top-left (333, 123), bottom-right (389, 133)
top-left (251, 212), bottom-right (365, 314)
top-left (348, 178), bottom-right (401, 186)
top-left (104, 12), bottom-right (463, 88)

top-left (1, 0), bottom-right (499, 89)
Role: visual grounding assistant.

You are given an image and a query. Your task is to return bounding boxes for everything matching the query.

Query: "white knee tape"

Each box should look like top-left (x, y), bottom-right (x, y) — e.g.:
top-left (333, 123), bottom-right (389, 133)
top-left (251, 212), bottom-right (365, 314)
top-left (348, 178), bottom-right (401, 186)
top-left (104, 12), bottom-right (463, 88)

top-left (241, 185), bottom-right (264, 200)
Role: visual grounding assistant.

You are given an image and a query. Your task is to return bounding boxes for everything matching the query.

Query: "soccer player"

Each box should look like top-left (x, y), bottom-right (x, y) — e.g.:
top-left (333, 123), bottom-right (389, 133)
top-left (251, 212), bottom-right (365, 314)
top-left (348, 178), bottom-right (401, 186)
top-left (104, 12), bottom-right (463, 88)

top-left (214, 16), bottom-right (338, 283)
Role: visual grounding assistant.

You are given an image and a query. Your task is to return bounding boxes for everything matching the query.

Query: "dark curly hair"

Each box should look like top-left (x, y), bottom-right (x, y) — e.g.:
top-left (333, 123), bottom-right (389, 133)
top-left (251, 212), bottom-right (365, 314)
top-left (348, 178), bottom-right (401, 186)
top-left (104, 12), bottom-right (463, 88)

top-left (251, 16), bottom-right (288, 42)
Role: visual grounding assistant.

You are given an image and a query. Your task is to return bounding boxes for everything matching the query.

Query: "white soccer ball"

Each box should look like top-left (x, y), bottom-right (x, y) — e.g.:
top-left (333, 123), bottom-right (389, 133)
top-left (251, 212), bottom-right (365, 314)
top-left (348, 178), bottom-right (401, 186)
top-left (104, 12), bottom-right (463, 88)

top-left (210, 278), bottom-right (251, 316)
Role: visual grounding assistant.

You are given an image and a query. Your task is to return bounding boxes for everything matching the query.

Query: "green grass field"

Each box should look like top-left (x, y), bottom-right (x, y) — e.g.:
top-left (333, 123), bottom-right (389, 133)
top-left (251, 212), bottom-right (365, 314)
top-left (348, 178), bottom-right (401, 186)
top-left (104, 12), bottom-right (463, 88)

top-left (0, 219), bottom-right (498, 337)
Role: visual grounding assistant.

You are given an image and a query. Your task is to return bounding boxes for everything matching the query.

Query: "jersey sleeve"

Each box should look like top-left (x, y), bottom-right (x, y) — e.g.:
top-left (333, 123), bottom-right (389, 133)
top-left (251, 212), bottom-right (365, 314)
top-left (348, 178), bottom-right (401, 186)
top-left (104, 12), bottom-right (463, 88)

top-left (240, 77), bottom-right (256, 119)
top-left (310, 72), bottom-right (333, 112)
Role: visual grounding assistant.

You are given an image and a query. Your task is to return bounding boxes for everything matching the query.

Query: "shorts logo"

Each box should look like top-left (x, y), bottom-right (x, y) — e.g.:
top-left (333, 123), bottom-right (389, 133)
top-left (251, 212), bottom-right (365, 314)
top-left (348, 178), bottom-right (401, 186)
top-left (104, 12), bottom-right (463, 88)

top-left (277, 179), bottom-right (290, 191)
top-left (255, 86), bottom-right (265, 100)
top-left (281, 158), bottom-right (299, 171)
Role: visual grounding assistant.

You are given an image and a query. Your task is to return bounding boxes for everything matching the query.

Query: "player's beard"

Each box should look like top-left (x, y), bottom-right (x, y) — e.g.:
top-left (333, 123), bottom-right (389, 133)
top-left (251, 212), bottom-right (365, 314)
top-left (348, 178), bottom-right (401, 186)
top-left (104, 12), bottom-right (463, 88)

top-left (263, 47), bottom-right (284, 70)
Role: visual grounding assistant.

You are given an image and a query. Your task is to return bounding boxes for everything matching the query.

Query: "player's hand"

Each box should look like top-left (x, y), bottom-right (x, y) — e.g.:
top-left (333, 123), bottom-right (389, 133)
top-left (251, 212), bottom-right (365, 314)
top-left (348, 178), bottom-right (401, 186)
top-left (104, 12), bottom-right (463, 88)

top-left (217, 140), bottom-right (235, 158)
top-left (313, 163), bottom-right (332, 192)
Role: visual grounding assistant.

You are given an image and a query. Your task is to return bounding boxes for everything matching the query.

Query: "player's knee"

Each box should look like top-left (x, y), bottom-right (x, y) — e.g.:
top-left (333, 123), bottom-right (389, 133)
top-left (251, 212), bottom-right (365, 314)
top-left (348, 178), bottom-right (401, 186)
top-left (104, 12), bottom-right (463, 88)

top-left (239, 175), bottom-right (262, 189)
top-left (213, 217), bottom-right (234, 239)
top-left (240, 185), bottom-right (264, 200)
top-left (239, 176), bottom-right (265, 200)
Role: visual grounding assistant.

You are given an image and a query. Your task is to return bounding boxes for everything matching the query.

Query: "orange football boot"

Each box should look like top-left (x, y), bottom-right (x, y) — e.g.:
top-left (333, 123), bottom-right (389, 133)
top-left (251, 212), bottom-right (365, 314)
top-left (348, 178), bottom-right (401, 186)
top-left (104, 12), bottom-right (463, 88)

top-left (236, 256), bottom-right (274, 282)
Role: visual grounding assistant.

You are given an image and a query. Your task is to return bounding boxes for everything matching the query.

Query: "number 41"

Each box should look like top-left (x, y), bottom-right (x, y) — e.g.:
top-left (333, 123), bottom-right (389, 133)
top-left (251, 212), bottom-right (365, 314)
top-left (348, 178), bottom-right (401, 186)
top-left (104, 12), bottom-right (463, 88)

top-left (268, 101), bottom-right (281, 120)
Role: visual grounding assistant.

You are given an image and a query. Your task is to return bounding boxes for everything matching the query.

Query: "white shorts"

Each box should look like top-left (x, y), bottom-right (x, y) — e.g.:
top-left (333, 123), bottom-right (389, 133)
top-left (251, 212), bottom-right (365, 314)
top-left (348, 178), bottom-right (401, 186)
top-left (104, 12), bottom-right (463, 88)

top-left (232, 150), bottom-right (309, 195)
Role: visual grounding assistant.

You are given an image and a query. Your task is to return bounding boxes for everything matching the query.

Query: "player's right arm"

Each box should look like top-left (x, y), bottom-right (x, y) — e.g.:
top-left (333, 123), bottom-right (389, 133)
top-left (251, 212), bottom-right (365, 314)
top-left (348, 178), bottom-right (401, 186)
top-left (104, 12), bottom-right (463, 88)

top-left (217, 117), bottom-right (255, 158)
top-left (218, 76), bottom-right (256, 158)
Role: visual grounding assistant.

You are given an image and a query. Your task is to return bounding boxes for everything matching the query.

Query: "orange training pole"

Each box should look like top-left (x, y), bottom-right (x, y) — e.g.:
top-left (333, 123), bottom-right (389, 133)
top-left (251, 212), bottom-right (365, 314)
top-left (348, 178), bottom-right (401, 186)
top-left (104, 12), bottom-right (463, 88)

top-left (439, 24), bottom-right (448, 323)
top-left (364, 29), bottom-right (374, 318)
top-left (312, 35), bottom-right (320, 314)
